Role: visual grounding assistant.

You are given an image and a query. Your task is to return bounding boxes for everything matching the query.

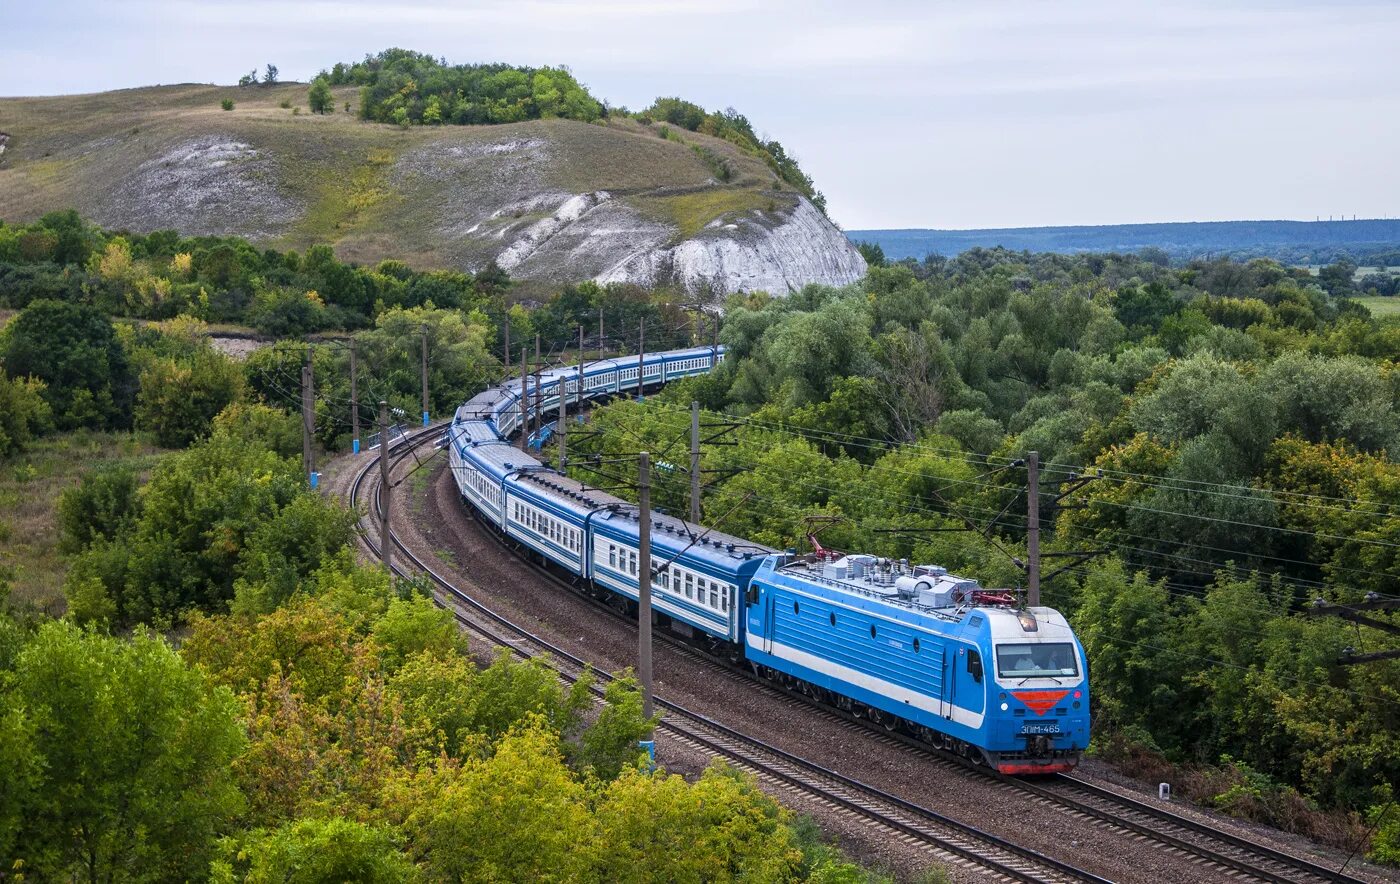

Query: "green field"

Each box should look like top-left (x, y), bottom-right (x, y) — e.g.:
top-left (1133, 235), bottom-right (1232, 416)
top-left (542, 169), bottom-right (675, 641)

top-left (1354, 295), bottom-right (1400, 316)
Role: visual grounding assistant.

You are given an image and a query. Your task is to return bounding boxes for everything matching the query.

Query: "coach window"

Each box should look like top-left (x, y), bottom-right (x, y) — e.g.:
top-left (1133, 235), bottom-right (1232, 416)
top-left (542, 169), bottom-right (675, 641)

top-left (629, 551), bottom-right (638, 576)
top-left (609, 546), bottom-right (617, 568)
top-left (710, 586), bottom-right (719, 608)
top-left (684, 573), bottom-right (694, 599)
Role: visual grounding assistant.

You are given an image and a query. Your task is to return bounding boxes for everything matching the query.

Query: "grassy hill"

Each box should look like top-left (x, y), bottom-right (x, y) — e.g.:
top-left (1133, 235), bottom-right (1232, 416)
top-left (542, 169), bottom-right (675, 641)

top-left (0, 83), bottom-right (804, 289)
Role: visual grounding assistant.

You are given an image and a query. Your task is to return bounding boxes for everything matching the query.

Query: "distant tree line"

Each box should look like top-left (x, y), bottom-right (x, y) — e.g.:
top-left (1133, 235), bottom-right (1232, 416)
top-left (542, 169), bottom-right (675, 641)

top-left (0, 211), bottom-right (507, 337)
top-left (237, 64), bottom-right (279, 87)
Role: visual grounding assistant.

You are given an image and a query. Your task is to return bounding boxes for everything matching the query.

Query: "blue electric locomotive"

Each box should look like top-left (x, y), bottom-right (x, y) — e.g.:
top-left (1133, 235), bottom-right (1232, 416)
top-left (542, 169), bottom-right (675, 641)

top-left (745, 552), bottom-right (1087, 773)
top-left (445, 344), bottom-right (1089, 774)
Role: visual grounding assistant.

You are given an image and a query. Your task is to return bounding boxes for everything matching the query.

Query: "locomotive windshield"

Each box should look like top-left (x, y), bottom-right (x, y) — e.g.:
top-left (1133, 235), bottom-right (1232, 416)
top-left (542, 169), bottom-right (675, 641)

top-left (995, 643), bottom-right (1079, 679)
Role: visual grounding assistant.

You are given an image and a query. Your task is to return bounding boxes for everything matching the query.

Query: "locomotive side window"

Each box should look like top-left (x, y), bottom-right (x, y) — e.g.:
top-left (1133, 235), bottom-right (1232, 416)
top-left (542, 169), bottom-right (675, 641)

top-left (967, 649), bottom-right (983, 682)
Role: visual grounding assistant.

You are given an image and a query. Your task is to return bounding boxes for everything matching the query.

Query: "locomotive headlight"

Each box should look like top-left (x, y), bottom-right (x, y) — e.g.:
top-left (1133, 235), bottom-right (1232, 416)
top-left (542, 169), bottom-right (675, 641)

top-left (1000, 702), bottom-right (1008, 711)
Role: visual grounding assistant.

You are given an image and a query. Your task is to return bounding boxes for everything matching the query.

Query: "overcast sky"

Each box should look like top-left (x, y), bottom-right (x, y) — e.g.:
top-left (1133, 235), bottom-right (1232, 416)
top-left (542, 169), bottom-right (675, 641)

top-left (6, 0), bottom-right (1399, 230)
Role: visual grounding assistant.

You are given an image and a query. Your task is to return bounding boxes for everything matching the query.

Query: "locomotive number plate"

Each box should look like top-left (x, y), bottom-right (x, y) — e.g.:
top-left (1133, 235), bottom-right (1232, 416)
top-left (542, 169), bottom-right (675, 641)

top-left (1019, 723), bottom-right (1061, 734)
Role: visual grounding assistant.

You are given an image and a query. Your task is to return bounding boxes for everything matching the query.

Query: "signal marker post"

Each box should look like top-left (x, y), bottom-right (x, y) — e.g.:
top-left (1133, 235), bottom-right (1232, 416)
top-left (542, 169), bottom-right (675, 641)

top-left (378, 400), bottom-right (392, 575)
top-left (1027, 450), bottom-right (1040, 607)
top-left (638, 451), bottom-right (654, 719)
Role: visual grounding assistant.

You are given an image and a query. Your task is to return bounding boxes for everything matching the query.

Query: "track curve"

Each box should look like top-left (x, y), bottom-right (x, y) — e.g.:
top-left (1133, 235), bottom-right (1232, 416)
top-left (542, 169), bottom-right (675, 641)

top-left (348, 424), bottom-right (1109, 884)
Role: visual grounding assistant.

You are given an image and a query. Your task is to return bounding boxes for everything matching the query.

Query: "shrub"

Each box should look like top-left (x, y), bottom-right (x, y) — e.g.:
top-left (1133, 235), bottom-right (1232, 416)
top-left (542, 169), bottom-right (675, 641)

top-left (0, 300), bottom-right (136, 431)
top-left (57, 465), bottom-right (141, 553)
top-left (278, 99), bottom-right (291, 109)
top-left (0, 372), bottom-right (52, 456)
top-left (135, 350), bottom-right (244, 448)
top-left (220, 98), bottom-right (234, 111)
top-left (1369, 800), bottom-right (1400, 866)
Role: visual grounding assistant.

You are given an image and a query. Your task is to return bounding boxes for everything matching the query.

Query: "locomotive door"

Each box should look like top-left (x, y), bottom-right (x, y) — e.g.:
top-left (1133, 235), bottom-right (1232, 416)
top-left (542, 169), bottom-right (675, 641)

top-left (762, 592), bottom-right (775, 654)
top-left (938, 651), bottom-right (950, 719)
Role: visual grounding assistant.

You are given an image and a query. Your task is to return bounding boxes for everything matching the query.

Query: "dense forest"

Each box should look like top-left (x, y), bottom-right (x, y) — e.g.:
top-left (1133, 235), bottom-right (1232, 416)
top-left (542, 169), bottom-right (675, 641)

top-left (317, 49), bottom-right (826, 212)
top-left (0, 221), bottom-right (892, 878)
top-left (2, 210), bottom-right (1399, 869)
top-left (563, 249), bottom-right (1400, 861)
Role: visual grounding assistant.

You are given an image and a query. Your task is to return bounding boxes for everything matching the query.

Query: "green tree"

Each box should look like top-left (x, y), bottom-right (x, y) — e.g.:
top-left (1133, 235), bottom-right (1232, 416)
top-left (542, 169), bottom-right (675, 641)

top-left (1317, 259), bottom-right (1357, 296)
top-left (392, 722), bottom-right (594, 882)
top-left (212, 818), bottom-right (415, 884)
top-left (308, 77), bottom-right (333, 114)
top-left (0, 371), bottom-right (51, 455)
top-left (135, 348), bottom-right (244, 448)
top-left (65, 433), bottom-right (350, 625)
top-left (0, 299), bottom-right (137, 430)
top-left (57, 464), bottom-right (141, 552)
top-left (263, 63), bottom-right (279, 85)
top-left (0, 622), bottom-right (245, 880)
top-left (854, 240), bottom-right (886, 267)
top-left (591, 763), bottom-right (804, 881)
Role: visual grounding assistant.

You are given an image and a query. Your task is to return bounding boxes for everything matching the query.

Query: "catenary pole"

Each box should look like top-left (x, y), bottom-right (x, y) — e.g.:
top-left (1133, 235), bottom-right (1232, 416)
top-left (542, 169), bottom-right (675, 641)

top-left (350, 338), bottom-right (360, 454)
top-left (378, 400), bottom-right (392, 574)
top-left (1027, 450), bottom-right (1040, 607)
top-left (504, 318), bottom-right (510, 370)
top-left (533, 333), bottom-right (542, 448)
top-left (301, 353), bottom-right (315, 485)
top-left (638, 450), bottom-right (654, 719)
top-left (519, 346), bottom-right (529, 451)
top-left (557, 363), bottom-right (568, 470)
top-left (637, 320), bottom-right (645, 400)
top-left (420, 324), bottom-right (430, 426)
top-left (690, 400), bottom-right (701, 524)
top-left (598, 307), bottom-right (604, 365)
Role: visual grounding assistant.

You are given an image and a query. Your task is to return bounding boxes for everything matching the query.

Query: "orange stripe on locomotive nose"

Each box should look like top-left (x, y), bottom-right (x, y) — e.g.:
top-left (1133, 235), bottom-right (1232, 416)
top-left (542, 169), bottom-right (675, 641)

top-left (1011, 690), bottom-right (1069, 716)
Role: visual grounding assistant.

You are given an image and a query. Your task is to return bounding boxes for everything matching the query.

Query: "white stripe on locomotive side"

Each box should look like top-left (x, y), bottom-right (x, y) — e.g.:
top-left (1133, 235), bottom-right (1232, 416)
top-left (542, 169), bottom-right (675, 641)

top-left (756, 639), bottom-right (987, 730)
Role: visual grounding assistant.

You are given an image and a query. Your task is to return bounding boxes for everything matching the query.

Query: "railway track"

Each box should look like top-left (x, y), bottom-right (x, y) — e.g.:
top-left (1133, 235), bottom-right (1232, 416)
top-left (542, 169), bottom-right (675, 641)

top-left (351, 424), bottom-right (1377, 884)
top-left (347, 425), bottom-right (1107, 884)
